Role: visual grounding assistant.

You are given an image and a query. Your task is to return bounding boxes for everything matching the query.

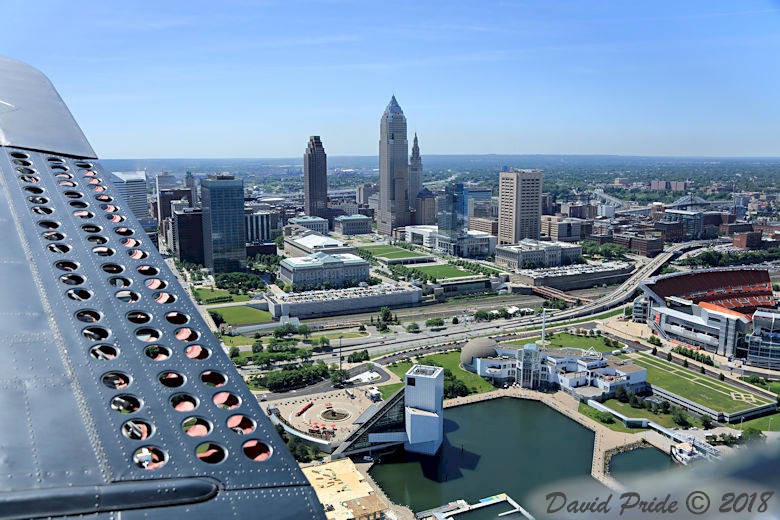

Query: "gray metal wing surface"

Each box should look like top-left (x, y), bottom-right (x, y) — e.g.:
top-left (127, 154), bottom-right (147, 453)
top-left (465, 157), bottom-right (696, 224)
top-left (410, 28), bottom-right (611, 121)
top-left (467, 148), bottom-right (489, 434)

top-left (0, 56), bottom-right (324, 519)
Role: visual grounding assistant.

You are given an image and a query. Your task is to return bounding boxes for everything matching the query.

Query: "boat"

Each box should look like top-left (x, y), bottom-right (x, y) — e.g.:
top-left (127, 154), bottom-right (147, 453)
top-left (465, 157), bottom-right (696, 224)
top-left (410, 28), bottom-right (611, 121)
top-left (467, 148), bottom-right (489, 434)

top-left (670, 441), bottom-right (703, 465)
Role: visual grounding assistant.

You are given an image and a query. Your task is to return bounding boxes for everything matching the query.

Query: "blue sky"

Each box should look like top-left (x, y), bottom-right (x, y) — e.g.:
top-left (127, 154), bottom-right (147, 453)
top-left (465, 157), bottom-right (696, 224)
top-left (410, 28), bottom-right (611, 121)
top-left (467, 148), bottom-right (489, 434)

top-left (3, 0), bottom-right (780, 158)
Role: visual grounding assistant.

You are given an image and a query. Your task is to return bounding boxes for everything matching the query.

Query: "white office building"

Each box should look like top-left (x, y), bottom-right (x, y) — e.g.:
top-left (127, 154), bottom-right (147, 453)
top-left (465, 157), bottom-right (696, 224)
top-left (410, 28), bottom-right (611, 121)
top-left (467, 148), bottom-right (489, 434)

top-left (494, 239), bottom-right (582, 270)
top-left (460, 338), bottom-right (647, 398)
top-left (404, 225), bottom-right (497, 258)
top-left (334, 214), bottom-right (372, 235)
top-left (110, 171), bottom-right (149, 221)
top-left (278, 252), bottom-right (370, 290)
top-left (289, 216), bottom-right (329, 235)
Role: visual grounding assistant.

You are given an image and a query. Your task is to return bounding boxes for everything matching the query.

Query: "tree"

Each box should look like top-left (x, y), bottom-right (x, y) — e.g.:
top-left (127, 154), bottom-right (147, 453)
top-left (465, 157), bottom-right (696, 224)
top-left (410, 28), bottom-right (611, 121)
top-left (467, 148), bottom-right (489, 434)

top-left (719, 373), bottom-right (725, 381)
top-left (452, 316), bottom-right (459, 325)
top-left (683, 359), bottom-right (689, 368)
top-left (406, 322), bottom-right (420, 333)
top-left (700, 365), bottom-right (706, 374)
top-left (615, 385), bottom-right (629, 403)
top-left (229, 346), bottom-right (240, 358)
top-left (666, 352), bottom-right (673, 361)
top-left (330, 368), bottom-right (349, 388)
top-left (379, 306), bottom-right (392, 323)
top-left (251, 341), bottom-right (264, 354)
top-left (741, 427), bottom-right (766, 444)
top-left (297, 325), bottom-right (311, 339)
top-left (670, 406), bottom-right (690, 427)
top-left (358, 324), bottom-right (366, 331)
top-left (700, 414), bottom-right (713, 430)
top-left (595, 411), bottom-right (615, 424)
top-left (660, 401), bottom-right (671, 414)
top-left (209, 311), bottom-right (225, 326)
top-left (318, 336), bottom-right (330, 348)
top-left (651, 346), bottom-right (657, 356)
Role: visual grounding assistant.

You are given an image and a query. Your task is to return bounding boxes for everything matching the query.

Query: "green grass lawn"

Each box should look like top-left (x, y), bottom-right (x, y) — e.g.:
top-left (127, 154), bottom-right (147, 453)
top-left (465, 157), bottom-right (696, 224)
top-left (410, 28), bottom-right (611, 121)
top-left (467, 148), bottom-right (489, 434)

top-left (221, 334), bottom-right (256, 347)
top-left (506, 332), bottom-right (618, 354)
top-left (634, 353), bottom-right (773, 413)
top-left (193, 287), bottom-right (251, 304)
top-left (602, 399), bottom-right (703, 429)
top-left (358, 244), bottom-right (428, 259)
top-left (386, 350), bottom-right (495, 395)
top-left (378, 382), bottom-right (404, 400)
top-left (309, 331), bottom-right (369, 342)
top-left (578, 402), bottom-right (643, 433)
top-left (733, 412), bottom-right (780, 432)
top-left (414, 264), bottom-right (475, 279)
top-left (217, 305), bottom-right (274, 326)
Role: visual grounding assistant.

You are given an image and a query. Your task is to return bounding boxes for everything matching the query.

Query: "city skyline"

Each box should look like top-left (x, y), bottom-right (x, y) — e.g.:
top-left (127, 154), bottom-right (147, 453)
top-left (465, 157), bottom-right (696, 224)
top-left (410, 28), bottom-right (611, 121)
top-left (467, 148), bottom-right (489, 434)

top-left (3, 1), bottom-right (780, 158)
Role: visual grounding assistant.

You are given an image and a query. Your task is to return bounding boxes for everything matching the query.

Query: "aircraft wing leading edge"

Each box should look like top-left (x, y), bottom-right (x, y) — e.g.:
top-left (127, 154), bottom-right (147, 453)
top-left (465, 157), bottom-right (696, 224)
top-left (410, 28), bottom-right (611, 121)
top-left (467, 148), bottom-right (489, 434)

top-left (0, 56), bottom-right (325, 519)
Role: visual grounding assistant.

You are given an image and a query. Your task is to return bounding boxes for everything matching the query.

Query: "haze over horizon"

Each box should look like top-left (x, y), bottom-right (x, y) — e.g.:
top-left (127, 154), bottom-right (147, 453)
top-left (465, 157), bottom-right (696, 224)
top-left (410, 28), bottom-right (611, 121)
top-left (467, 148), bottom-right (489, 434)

top-left (3, 0), bottom-right (780, 159)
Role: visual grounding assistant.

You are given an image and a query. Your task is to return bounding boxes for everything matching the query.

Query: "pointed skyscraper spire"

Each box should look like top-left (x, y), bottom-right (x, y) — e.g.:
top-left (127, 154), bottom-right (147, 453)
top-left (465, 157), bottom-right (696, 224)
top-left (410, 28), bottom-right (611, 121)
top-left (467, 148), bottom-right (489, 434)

top-left (385, 95), bottom-right (403, 116)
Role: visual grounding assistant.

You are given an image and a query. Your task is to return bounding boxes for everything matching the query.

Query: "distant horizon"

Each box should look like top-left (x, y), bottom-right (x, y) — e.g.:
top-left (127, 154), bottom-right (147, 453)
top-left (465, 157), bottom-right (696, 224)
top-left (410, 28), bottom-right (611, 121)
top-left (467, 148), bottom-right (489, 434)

top-left (101, 152), bottom-right (780, 162)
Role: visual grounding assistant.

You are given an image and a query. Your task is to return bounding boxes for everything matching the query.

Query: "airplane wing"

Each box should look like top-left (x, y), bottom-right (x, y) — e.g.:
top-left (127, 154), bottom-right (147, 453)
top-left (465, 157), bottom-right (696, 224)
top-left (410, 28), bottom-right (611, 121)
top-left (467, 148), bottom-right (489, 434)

top-left (0, 55), bottom-right (325, 519)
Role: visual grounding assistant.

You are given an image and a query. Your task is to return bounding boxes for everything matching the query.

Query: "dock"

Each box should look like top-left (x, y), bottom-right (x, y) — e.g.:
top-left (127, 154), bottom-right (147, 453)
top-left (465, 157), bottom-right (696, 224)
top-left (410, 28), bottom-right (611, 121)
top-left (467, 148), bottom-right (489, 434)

top-left (415, 492), bottom-right (534, 519)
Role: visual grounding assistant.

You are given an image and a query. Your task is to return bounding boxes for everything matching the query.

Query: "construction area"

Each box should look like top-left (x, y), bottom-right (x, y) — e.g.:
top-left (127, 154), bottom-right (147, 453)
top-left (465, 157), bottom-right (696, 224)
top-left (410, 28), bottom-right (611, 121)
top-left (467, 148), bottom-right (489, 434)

top-left (302, 458), bottom-right (388, 520)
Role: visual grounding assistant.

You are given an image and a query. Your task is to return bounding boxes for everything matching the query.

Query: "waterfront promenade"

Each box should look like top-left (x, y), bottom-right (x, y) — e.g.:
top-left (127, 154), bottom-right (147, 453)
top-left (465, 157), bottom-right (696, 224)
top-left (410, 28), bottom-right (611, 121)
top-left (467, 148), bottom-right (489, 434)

top-left (443, 388), bottom-right (670, 491)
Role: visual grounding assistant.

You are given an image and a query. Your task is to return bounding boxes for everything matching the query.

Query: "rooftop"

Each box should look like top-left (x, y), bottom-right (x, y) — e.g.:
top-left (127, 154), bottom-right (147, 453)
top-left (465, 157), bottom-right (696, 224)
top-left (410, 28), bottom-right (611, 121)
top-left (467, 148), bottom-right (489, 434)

top-left (498, 238), bottom-right (582, 252)
top-left (268, 283), bottom-right (420, 303)
top-left (290, 216), bottom-right (327, 223)
top-left (282, 253), bottom-right (368, 268)
top-left (518, 261), bottom-right (631, 278)
top-left (293, 234), bottom-right (347, 249)
top-left (408, 364), bottom-right (443, 378)
top-left (335, 214), bottom-right (371, 221)
top-left (301, 458), bottom-right (386, 520)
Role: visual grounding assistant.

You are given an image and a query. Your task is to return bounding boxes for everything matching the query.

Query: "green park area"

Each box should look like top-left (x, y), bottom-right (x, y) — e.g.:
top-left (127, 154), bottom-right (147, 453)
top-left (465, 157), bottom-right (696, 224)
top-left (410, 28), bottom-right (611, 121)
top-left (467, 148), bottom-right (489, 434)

top-left (358, 244), bottom-right (429, 260)
top-left (577, 402), bottom-right (642, 433)
top-left (221, 334), bottom-right (255, 347)
top-left (378, 382), bottom-right (404, 400)
top-left (634, 353), bottom-right (774, 413)
top-left (192, 287), bottom-right (250, 305)
top-left (413, 264), bottom-right (475, 279)
top-left (733, 412), bottom-right (780, 432)
top-left (506, 332), bottom-right (621, 354)
top-left (216, 305), bottom-right (274, 326)
top-left (602, 399), bottom-right (704, 429)
top-left (386, 350), bottom-right (495, 395)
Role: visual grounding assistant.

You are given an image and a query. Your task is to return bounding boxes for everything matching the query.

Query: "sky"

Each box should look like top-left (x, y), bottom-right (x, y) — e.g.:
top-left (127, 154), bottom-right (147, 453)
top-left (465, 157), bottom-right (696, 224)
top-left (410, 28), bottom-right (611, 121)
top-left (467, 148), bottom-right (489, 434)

top-left (2, 0), bottom-right (780, 158)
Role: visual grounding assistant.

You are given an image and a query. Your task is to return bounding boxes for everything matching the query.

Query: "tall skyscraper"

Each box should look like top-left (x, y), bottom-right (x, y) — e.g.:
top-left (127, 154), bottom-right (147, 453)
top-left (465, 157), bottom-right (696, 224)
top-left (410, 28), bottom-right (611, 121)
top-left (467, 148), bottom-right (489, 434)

top-left (303, 136), bottom-right (328, 218)
top-left (201, 174), bottom-right (246, 273)
top-left (172, 207), bottom-right (204, 266)
top-left (155, 171), bottom-right (177, 192)
top-left (378, 95), bottom-right (411, 235)
top-left (109, 171), bottom-right (149, 221)
top-left (185, 170), bottom-right (198, 205)
top-left (408, 132), bottom-right (423, 203)
top-left (437, 183), bottom-right (469, 241)
top-left (498, 169), bottom-right (543, 244)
